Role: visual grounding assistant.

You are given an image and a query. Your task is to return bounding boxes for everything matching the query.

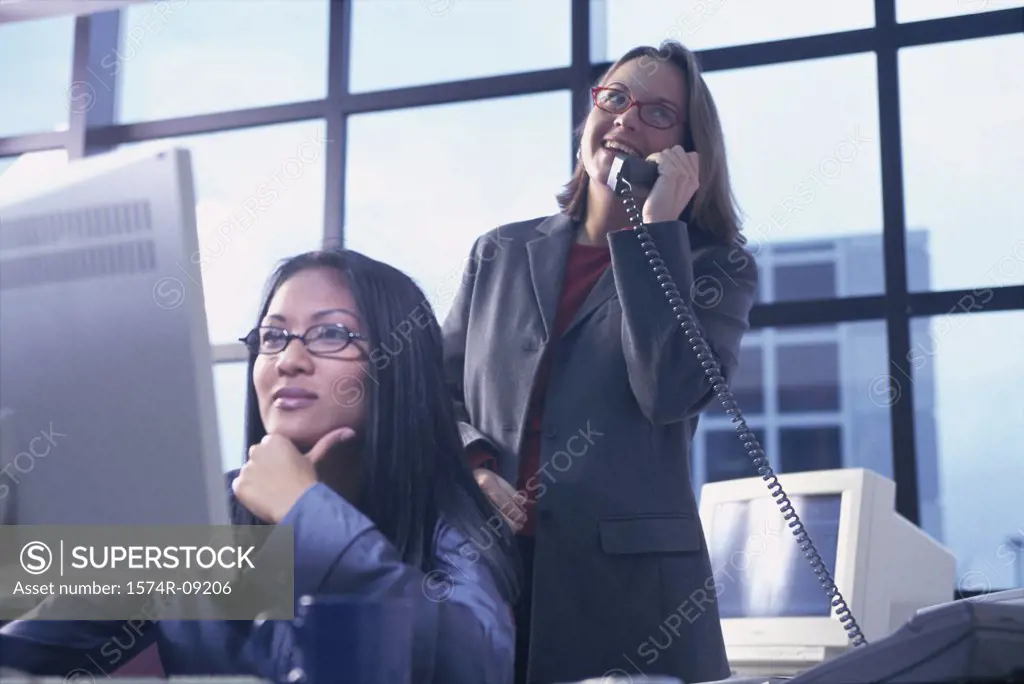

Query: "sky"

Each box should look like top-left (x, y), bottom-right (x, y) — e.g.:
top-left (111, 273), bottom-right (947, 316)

top-left (0, 0), bottom-right (1022, 591)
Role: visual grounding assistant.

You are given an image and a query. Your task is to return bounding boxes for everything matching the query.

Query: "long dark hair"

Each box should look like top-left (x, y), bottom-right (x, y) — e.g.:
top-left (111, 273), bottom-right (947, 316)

top-left (557, 40), bottom-right (745, 245)
top-left (238, 248), bottom-right (519, 603)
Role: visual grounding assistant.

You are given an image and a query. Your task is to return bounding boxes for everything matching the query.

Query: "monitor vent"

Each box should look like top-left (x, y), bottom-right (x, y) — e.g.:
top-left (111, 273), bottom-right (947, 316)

top-left (0, 201), bottom-right (153, 251)
top-left (0, 240), bottom-right (158, 291)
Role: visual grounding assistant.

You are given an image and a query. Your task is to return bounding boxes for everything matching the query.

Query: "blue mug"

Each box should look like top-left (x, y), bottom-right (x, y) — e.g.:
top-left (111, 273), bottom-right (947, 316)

top-left (292, 594), bottom-right (414, 684)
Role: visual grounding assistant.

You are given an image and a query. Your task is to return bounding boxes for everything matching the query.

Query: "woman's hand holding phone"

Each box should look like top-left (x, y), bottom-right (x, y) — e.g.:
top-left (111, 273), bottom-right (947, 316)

top-left (641, 144), bottom-right (700, 224)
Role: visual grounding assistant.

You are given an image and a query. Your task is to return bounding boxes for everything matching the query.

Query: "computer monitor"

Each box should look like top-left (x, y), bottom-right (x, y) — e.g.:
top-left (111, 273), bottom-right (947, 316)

top-left (0, 147), bottom-right (228, 531)
top-left (699, 467), bottom-right (956, 677)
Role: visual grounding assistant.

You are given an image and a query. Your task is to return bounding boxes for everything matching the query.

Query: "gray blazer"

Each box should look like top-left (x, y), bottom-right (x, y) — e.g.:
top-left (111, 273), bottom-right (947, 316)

top-left (442, 212), bottom-right (758, 684)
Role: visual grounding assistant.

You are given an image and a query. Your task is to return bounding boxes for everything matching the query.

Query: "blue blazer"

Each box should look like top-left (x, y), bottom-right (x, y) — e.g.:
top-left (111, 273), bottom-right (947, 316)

top-left (0, 471), bottom-right (515, 683)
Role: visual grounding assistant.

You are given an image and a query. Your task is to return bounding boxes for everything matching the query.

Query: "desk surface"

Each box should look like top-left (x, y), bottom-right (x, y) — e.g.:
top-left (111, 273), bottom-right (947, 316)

top-left (1, 674), bottom-right (269, 683)
top-left (1, 673), bottom-right (795, 684)
top-left (3, 680), bottom-right (789, 684)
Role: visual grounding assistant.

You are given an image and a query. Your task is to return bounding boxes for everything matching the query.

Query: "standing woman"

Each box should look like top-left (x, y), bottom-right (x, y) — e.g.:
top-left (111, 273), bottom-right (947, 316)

top-left (445, 40), bottom-right (759, 684)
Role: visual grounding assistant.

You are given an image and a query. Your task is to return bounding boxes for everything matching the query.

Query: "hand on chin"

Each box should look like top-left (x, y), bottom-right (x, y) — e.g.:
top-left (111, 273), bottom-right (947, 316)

top-left (233, 427), bottom-right (358, 523)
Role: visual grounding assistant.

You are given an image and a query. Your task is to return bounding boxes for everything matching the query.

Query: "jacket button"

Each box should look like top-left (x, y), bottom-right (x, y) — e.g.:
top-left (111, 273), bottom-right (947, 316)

top-left (521, 340), bottom-right (538, 352)
top-left (544, 427), bottom-right (557, 439)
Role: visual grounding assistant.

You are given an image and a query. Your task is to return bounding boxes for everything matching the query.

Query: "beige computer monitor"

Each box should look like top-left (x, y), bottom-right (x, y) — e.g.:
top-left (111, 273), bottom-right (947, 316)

top-left (699, 468), bottom-right (956, 676)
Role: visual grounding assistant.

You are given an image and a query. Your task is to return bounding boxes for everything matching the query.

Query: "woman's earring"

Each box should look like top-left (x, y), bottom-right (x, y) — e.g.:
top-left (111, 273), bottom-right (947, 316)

top-left (576, 147), bottom-right (581, 161)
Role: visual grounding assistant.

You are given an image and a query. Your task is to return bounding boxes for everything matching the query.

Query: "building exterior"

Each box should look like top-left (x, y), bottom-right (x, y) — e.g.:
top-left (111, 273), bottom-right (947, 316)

top-left (691, 230), bottom-right (942, 538)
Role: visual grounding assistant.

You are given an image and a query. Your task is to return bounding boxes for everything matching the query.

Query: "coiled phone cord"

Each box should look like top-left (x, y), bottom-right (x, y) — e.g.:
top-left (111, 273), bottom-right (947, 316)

top-left (615, 180), bottom-right (869, 648)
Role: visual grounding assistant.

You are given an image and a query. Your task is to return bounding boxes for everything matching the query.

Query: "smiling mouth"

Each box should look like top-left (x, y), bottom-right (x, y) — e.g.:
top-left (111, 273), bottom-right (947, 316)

top-left (603, 139), bottom-right (643, 158)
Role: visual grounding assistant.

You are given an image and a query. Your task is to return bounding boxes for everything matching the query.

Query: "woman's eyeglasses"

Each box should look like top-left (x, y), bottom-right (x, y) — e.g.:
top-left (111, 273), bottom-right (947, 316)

top-left (591, 86), bottom-right (679, 130)
top-left (239, 323), bottom-right (367, 356)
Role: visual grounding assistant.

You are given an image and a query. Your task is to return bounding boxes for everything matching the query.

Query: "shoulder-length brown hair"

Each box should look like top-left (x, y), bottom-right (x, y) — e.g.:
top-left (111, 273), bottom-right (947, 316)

top-left (556, 40), bottom-right (744, 245)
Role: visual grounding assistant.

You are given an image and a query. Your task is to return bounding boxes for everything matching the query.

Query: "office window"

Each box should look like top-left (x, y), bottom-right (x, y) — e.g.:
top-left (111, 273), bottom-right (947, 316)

top-left (779, 426), bottom-right (843, 473)
top-left (704, 428), bottom-right (768, 484)
top-left (900, 34), bottom-right (1024, 293)
top-left (911, 311), bottom-right (1024, 590)
top-left (776, 341), bottom-right (841, 412)
top-left (349, 0), bottom-right (571, 93)
top-left (213, 362), bottom-right (249, 475)
top-left (116, 0), bottom-right (329, 122)
top-left (0, 17), bottom-right (75, 136)
top-left (121, 120), bottom-right (327, 345)
top-left (345, 92), bottom-right (570, 323)
top-left (700, 320), bottom-right (894, 485)
top-left (595, 0), bottom-right (874, 58)
top-left (897, 0), bottom-right (1023, 23)
top-left (705, 54), bottom-right (884, 301)
top-left (719, 344), bottom-right (765, 415)
top-left (775, 262), bottom-right (837, 302)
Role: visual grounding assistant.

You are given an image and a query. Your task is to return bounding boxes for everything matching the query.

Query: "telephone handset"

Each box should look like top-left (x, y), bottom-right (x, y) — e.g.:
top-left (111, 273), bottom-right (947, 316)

top-left (607, 153), bottom-right (869, 649)
top-left (607, 155), bottom-right (660, 193)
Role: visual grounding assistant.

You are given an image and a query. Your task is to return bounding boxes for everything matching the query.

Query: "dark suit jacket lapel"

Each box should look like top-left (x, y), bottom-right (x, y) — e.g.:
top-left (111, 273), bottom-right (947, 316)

top-left (561, 221), bottom-right (719, 339)
top-left (562, 265), bottom-right (616, 339)
top-left (527, 216), bottom-right (721, 342)
top-left (526, 213), bottom-right (575, 343)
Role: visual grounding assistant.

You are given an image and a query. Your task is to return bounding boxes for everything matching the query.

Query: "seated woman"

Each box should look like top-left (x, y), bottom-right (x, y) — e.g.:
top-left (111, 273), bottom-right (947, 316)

top-left (0, 249), bottom-right (520, 684)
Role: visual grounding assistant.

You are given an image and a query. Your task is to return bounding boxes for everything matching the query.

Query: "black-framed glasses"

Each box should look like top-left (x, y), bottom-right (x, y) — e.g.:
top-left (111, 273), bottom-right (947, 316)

top-left (239, 323), bottom-right (368, 356)
top-left (591, 86), bottom-right (680, 130)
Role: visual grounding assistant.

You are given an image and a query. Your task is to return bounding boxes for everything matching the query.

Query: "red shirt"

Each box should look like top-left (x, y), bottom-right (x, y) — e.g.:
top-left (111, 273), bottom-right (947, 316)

top-left (468, 240), bottom-right (612, 536)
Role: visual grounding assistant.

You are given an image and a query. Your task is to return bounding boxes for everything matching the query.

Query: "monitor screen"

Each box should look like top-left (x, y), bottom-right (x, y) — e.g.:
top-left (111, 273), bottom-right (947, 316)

top-left (708, 493), bottom-right (842, 618)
